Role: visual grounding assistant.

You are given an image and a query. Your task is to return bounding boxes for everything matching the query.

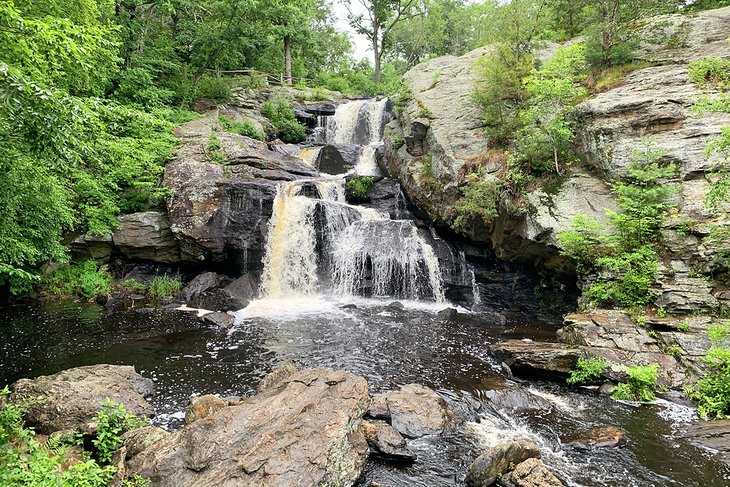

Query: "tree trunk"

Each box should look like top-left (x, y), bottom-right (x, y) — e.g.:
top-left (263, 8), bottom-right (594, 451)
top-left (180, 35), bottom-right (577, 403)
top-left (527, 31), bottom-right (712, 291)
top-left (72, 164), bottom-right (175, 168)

top-left (373, 25), bottom-right (381, 85)
top-left (284, 34), bottom-right (292, 86)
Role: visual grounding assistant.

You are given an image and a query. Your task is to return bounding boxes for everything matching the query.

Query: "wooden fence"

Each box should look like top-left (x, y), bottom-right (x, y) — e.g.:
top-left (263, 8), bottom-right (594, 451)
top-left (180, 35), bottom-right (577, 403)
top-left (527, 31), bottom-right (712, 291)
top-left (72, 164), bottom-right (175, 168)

top-left (206, 68), bottom-right (314, 87)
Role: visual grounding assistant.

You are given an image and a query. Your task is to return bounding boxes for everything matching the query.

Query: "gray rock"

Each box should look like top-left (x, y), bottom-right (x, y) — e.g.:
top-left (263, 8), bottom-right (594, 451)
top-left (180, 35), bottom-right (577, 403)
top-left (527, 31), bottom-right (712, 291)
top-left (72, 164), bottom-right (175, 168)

top-left (361, 420), bottom-right (417, 462)
top-left (489, 340), bottom-right (581, 377)
top-left (121, 426), bottom-right (169, 460)
top-left (69, 233), bottom-right (114, 261)
top-left (201, 311), bottom-right (236, 327)
top-left (112, 211), bottom-right (181, 263)
top-left (223, 273), bottom-right (259, 305)
top-left (563, 426), bottom-right (628, 450)
top-left (179, 272), bottom-right (225, 302)
top-left (10, 365), bottom-right (154, 435)
top-left (465, 440), bottom-right (541, 487)
top-left (679, 419), bottom-right (730, 466)
top-left (126, 368), bottom-right (370, 487)
top-left (368, 384), bottom-right (455, 438)
top-left (482, 382), bottom-right (553, 413)
top-left (501, 458), bottom-right (563, 487)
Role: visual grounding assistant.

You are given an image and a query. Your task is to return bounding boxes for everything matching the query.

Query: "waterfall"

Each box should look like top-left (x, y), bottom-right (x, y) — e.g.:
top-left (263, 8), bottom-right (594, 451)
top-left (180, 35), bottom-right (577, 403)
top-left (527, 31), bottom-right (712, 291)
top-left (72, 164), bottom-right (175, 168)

top-left (254, 96), bottom-right (457, 306)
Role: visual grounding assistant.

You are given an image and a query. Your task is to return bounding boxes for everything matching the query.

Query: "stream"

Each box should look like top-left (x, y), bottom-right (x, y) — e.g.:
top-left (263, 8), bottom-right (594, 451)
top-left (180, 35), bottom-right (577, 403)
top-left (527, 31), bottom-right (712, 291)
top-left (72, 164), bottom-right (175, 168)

top-left (1, 98), bottom-right (729, 486)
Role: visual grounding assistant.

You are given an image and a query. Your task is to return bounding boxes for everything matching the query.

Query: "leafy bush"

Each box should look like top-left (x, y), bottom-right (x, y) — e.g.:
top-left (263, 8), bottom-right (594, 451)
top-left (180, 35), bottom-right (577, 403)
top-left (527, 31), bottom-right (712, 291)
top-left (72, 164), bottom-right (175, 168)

top-left (688, 323), bottom-right (730, 418)
top-left (261, 98), bottom-right (306, 143)
top-left (148, 274), bottom-right (182, 298)
top-left (451, 174), bottom-right (502, 231)
top-left (92, 398), bottom-right (146, 463)
top-left (44, 260), bottom-right (112, 299)
top-left (194, 75), bottom-right (232, 103)
top-left (207, 132), bottom-right (227, 164)
top-left (611, 363), bottom-right (660, 402)
top-left (113, 67), bottom-right (176, 108)
top-left (219, 117), bottom-right (263, 140)
top-left (391, 135), bottom-right (405, 149)
top-left (346, 177), bottom-right (375, 198)
top-left (585, 245), bottom-right (659, 307)
top-left (0, 387), bottom-right (116, 486)
top-left (688, 57), bottom-right (730, 89)
top-left (567, 356), bottom-right (609, 385)
top-left (117, 278), bottom-right (146, 293)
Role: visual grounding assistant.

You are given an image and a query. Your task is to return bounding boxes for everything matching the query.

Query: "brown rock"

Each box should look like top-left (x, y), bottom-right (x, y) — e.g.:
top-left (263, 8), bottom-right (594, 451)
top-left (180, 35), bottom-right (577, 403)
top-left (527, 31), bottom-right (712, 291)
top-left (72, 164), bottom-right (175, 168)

top-left (361, 420), bottom-right (416, 462)
top-left (184, 395), bottom-right (228, 425)
top-left (121, 426), bottom-right (170, 460)
top-left (127, 368), bottom-right (370, 487)
top-left (502, 458), bottom-right (563, 487)
top-left (10, 365), bottom-right (154, 435)
top-left (490, 340), bottom-right (581, 377)
top-left (564, 426), bottom-right (628, 450)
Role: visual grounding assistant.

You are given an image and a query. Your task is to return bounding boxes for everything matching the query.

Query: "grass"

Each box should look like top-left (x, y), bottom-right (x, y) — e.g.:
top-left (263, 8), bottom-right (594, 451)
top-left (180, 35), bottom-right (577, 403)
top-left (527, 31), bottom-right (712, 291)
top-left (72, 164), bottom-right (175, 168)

top-left (148, 274), bottom-right (182, 298)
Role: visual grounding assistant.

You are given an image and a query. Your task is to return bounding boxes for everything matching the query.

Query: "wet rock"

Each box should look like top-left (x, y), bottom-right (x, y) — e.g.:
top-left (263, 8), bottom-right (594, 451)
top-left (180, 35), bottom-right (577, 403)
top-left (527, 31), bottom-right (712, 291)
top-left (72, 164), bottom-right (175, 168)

top-left (679, 420), bottom-right (730, 466)
top-left (357, 177), bottom-right (416, 220)
top-left (201, 311), bottom-right (236, 327)
top-left (437, 307), bottom-right (458, 319)
top-left (483, 383), bottom-right (552, 413)
top-left (564, 426), bottom-right (628, 450)
top-left (126, 368), bottom-right (370, 487)
top-left (301, 145), bottom-right (349, 175)
top-left (222, 273), bottom-right (258, 306)
top-left (385, 301), bottom-right (405, 311)
top-left (501, 458), bottom-right (563, 487)
top-left (179, 272), bottom-right (225, 302)
top-left (361, 420), bottom-right (417, 462)
top-left (122, 426), bottom-right (169, 460)
top-left (490, 340), bottom-right (581, 378)
top-left (113, 211), bottom-right (181, 263)
top-left (368, 384), bottom-right (455, 438)
top-left (185, 395), bottom-right (228, 425)
top-left (333, 143), bottom-right (362, 167)
top-left (256, 363), bottom-right (299, 393)
top-left (465, 440), bottom-right (541, 487)
top-left (9, 365), bottom-right (154, 435)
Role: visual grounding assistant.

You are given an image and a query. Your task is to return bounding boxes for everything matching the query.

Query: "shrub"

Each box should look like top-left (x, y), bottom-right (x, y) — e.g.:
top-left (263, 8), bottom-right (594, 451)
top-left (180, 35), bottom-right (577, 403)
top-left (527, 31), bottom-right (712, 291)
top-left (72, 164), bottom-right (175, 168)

top-left (219, 117), bottom-right (263, 141)
top-left (92, 398), bottom-right (146, 463)
top-left (194, 75), bottom-right (231, 103)
top-left (117, 278), bottom-right (146, 293)
top-left (261, 98), bottom-right (306, 143)
top-left (611, 363), bottom-right (660, 402)
top-left (687, 323), bottom-right (730, 418)
top-left (451, 174), bottom-right (502, 231)
top-left (420, 154), bottom-right (433, 179)
top-left (148, 274), bottom-right (182, 298)
top-left (44, 260), bottom-right (112, 298)
top-left (112, 67), bottom-right (176, 108)
top-left (585, 245), bottom-right (659, 307)
top-left (688, 57), bottom-right (730, 89)
top-left (0, 387), bottom-right (116, 486)
top-left (207, 132), bottom-right (227, 164)
top-left (391, 135), bottom-right (405, 149)
top-left (567, 356), bottom-right (609, 385)
top-left (346, 176), bottom-right (375, 198)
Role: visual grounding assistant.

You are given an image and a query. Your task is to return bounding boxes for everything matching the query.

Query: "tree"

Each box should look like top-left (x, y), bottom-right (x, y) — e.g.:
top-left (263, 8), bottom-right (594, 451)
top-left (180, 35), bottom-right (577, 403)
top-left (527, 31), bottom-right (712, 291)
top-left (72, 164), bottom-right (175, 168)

top-left (344, 0), bottom-right (420, 84)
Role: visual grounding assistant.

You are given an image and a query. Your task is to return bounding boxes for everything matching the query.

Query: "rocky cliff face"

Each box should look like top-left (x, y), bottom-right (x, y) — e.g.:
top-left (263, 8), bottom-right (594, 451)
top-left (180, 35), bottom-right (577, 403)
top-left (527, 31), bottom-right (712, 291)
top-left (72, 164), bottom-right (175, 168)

top-left (385, 6), bottom-right (730, 311)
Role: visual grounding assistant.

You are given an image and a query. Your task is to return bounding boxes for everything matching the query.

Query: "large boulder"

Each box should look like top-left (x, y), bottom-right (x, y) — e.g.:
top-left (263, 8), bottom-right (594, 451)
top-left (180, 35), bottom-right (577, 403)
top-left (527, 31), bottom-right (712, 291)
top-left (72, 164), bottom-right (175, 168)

top-left (126, 367), bottom-right (370, 487)
top-left (500, 458), bottom-right (563, 487)
top-left (490, 340), bottom-right (581, 378)
top-left (367, 384), bottom-right (455, 438)
top-left (164, 115), bottom-right (318, 272)
top-left (465, 440), bottom-right (541, 487)
top-left (9, 365), bottom-right (154, 435)
top-left (113, 211), bottom-right (181, 263)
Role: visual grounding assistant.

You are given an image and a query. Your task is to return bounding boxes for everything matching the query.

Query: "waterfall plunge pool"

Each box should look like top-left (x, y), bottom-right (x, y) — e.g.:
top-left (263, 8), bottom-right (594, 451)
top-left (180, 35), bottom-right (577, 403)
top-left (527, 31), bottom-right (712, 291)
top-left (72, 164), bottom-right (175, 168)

top-left (1, 300), bottom-right (728, 487)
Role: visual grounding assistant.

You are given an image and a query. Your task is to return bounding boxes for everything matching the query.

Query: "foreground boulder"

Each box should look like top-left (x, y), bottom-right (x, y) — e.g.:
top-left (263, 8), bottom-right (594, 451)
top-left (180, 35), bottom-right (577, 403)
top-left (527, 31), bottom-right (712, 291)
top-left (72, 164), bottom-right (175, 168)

top-left (500, 458), bottom-right (563, 487)
top-left (126, 367), bottom-right (370, 487)
top-left (10, 365), bottom-right (154, 435)
top-left (368, 384), bottom-right (456, 438)
top-left (465, 440), bottom-right (541, 487)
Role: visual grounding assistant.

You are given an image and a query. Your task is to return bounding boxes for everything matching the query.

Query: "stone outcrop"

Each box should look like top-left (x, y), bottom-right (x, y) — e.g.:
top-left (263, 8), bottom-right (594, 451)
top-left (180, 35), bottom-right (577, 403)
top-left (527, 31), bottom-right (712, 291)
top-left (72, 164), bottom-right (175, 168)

top-left (465, 440), bottom-right (541, 487)
top-left (367, 383), bottom-right (456, 438)
top-left (679, 420), bottom-right (730, 466)
top-left (164, 114), bottom-right (318, 272)
top-left (112, 211), bottom-right (181, 263)
top-left (9, 365), bottom-right (154, 435)
top-left (490, 340), bottom-right (581, 378)
top-left (184, 394), bottom-right (228, 425)
top-left (126, 367), bottom-right (370, 487)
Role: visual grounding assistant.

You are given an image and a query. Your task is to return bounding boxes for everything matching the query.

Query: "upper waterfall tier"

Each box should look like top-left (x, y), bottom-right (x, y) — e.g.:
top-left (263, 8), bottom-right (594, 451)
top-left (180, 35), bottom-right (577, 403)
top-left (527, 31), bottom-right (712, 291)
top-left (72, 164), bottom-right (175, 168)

top-left (325, 99), bottom-right (388, 146)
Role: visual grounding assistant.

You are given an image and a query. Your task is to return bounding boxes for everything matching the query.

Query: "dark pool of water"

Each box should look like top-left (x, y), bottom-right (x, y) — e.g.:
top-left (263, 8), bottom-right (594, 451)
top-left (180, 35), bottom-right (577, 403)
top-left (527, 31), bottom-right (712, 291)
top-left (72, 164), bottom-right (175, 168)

top-left (0, 300), bottom-right (728, 487)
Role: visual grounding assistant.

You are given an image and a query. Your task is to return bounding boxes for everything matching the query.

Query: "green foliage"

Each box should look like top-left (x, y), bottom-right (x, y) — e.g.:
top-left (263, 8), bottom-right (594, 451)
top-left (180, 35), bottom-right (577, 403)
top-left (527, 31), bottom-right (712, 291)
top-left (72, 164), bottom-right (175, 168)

top-left (195, 75), bottom-right (232, 103)
top-left (567, 356), bottom-right (609, 385)
top-left (44, 261), bottom-right (112, 299)
top-left (92, 398), bottom-right (145, 463)
top-left (451, 174), bottom-right (502, 231)
top-left (261, 98), bottom-right (306, 143)
top-left (558, 144), bottom-right (678, 308)
top-left (117, 278), bottom-right (146, 293)
top-left (219, 117), bottom-right (264, 141)
top-left (148, 274), bottom-right (182, 298)
top-left (0, 387), bottom-right (116, 486)
top-left (420, 154), bottom-right (434, 179)
top-left (390, 135), bottom-right (405, 149)
top-left (688, 57), bottom-right (730, 90)
top-left (122, 475), bottom-right (151, 487)
top-left (665, 344), bottom-right (683, 358)
top-left (611, 363), bottom-right (660, 402)
top-left (688, 323), bottom-right (730, 418)
top-left (207, 132), bottom-right (227, 164)
top-left (678, 322), bottom-right (691, 332)
top-left (346, 177), bottom-right (375, 198)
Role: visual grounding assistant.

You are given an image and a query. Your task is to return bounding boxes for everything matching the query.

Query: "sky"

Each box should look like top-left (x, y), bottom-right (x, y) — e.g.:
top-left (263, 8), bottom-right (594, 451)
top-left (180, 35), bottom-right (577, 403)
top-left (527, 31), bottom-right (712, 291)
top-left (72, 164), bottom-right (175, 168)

top-left (332, 1), bottom-right (371, 62)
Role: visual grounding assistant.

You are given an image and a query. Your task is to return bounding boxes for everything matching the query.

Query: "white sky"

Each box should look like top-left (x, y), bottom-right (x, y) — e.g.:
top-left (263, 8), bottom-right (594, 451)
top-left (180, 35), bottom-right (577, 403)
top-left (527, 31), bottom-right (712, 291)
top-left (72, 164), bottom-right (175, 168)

top-left (332, 1), bottom-right (371, 62)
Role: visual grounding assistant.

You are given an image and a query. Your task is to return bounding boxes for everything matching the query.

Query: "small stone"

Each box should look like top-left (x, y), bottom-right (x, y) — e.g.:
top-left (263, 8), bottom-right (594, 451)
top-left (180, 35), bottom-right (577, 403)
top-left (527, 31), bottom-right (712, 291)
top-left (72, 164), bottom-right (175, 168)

top-left (465, 440), bottom-right (541, 487)
top-left (564, 426), bottom-right (627, 450)
top-left (361, 420), bottom-right (417, 462)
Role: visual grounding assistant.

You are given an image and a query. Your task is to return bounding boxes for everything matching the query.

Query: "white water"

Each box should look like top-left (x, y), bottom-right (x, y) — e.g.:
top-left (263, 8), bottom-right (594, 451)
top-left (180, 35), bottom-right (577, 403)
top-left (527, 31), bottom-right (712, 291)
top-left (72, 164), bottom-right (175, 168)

top-left (354, 144), bottom-right (382, 176)
top-left (326, 98), bottom-right (388, 145)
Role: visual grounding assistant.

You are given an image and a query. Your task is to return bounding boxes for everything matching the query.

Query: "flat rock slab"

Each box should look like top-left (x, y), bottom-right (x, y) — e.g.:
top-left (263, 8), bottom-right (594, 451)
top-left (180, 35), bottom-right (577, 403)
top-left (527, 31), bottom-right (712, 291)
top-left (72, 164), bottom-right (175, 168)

top-left (680, 420), bottom-right (730, 466)
top-left (490, 340), bottom-right (581, 377)
top-left (127, 367), bottom-right (370, 487)
top-left (10, 364), bottom-right (154, 435)
top-left (368, 384), bottom-right (455, 438)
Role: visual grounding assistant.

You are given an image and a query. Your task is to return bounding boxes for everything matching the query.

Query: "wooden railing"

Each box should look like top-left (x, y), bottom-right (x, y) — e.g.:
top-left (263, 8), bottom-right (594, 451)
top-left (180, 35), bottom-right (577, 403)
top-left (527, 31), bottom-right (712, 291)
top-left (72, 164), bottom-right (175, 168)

top-left (206, 68), bottom-right (314, 87)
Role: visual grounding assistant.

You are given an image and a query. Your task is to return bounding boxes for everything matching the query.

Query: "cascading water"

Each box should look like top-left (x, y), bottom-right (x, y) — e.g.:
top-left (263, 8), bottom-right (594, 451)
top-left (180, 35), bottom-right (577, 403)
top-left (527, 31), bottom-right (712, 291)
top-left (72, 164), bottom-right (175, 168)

top-left (255, 97), bottom-right (451, 304)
